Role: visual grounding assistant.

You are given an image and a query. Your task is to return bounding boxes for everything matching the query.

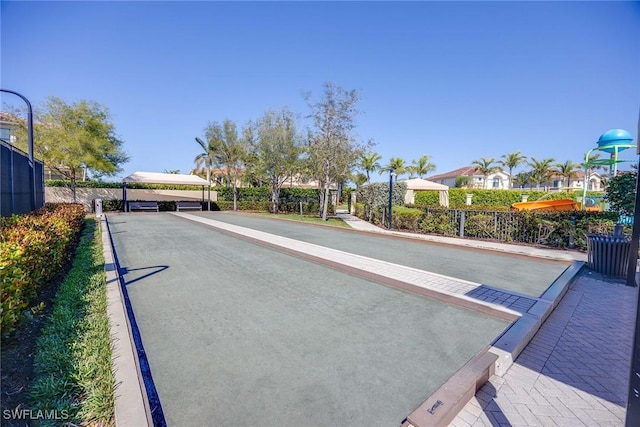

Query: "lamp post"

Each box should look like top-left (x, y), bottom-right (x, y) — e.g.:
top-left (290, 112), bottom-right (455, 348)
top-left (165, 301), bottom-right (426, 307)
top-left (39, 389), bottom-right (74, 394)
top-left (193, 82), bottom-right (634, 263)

top-left (388, 168), bottom-right (394, 229)
top-left (1, 88), bottom-right (36, 211)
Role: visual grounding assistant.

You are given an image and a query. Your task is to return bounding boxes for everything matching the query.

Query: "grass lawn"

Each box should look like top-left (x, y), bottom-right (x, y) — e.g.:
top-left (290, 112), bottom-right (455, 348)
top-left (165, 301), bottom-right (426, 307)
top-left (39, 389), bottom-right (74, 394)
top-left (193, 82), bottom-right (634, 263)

top-left (28, 219), bottom-right (114, 426)
top-left (256, 212), bottom-right (351, 228)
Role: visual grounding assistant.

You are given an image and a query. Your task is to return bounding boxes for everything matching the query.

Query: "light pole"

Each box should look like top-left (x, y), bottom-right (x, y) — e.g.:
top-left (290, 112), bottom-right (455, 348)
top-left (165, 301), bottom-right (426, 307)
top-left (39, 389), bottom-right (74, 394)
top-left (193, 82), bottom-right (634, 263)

top-left (388, 168), bottom-right (394, 229)
top-left (1, 88), bottom-right (36, 211)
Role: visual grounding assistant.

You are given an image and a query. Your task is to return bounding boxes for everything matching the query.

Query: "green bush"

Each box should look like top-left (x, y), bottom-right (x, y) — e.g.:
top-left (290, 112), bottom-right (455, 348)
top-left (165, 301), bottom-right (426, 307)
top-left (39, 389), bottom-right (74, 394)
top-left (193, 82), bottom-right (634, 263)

top-left (0, 204), bottom-right (85, 337)
top-left (392, 206), bottom-right (424, 230)
top-left (413, 191), bottom-right (440, 206)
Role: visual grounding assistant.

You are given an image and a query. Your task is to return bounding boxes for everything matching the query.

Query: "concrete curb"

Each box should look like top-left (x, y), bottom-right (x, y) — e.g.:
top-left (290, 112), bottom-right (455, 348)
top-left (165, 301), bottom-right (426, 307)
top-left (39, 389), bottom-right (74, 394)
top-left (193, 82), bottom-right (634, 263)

top-left (101, 217), bottom-right (152, 427)
top-left (403, 261), bottom-right (584, 427)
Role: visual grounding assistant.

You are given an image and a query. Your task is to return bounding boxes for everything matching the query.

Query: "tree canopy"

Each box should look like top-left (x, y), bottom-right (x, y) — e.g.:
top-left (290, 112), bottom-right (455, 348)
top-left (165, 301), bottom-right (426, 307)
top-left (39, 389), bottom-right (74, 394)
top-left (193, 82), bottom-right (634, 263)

top-left (11, 97), bottom-right (129, 201)
top-left (305, 82), bottom-right (363, 220)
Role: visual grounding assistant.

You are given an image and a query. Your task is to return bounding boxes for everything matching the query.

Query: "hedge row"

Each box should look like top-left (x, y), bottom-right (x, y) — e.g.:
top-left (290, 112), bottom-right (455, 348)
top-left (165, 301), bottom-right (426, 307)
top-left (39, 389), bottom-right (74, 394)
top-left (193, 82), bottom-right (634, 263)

top-left (0, 203), bottom-right (86, 336)
top-left (97, 199), bottom-right (329, 215)
top-left (413, 189), bottom-right (604, 208)
top-left (215, 186), bottom-right (325, 203)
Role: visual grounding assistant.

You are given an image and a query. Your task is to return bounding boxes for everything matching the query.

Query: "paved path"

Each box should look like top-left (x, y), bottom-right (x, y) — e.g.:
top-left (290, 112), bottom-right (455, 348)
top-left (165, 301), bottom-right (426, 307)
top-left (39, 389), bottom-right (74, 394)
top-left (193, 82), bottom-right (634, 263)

top-left (449, 273), bottom-right (636, 427)
top-left (335, 211), bottom-right (586, 263)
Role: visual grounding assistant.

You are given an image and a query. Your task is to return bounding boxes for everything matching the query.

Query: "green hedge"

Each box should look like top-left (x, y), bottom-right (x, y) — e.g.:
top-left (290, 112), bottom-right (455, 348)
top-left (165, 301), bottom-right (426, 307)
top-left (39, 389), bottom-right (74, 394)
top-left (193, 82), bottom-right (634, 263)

top-left (414, 189), bottom-right (605, 208)
top-left (0, 204), bottom-right (86, 337)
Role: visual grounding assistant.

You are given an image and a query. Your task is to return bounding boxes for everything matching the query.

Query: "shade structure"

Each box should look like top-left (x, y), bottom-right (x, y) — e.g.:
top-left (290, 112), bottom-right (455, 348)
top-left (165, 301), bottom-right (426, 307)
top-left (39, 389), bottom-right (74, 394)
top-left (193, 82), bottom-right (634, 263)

top-left (399, 178), bottom-right (450, 207)
top-left (121, 171), bottom-right (210, 212)
top-left (122, 171), bottom-right (209, 186)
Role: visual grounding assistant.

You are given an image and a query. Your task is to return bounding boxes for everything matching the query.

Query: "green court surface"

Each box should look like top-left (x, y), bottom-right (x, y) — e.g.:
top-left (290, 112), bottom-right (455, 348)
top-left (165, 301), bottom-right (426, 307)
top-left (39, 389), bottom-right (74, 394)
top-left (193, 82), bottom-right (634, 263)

top-left (192, 211), bottom-right (570, 297)
top-left (107, 213), bottom-right (511, 426)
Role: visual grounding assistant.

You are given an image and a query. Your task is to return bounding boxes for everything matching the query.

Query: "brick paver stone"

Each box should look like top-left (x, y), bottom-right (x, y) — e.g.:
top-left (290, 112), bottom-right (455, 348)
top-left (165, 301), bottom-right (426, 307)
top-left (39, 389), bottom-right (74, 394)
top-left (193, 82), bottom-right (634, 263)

top-left (449, 276), bottom-right (636, 426)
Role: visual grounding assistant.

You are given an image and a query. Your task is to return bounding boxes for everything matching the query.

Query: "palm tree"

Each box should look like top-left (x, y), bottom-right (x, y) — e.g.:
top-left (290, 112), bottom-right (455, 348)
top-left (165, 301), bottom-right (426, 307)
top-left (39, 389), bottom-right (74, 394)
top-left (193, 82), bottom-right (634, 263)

top-left (352, 172), bottom-right (368, 188)
top-left (471, 157), bottom-right (498, 189)
top-left (412, 154), bottom-right (437, 178)
top-left (359, 152), bottom-right (382, 184)
top-left (499, 151), bottom-right (527, 189)
top-left (380, 157), bottom-right (407, 181)
top-left (513, 171), bottom-right (534, 189)
top-left (554, 160), bottom-right (581, 189)
top-left (204, 120), bottom-right (248, 211)
top-left (194, 137), bottom-right (217, 211)
top-left (528, 157), bottom-right (556, 189)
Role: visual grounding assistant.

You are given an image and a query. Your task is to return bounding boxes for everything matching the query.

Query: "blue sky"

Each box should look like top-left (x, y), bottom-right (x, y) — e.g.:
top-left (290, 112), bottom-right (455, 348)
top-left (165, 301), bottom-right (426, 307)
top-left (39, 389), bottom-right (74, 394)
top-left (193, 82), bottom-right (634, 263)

top-left (2, 1), bottom-right (639, 182)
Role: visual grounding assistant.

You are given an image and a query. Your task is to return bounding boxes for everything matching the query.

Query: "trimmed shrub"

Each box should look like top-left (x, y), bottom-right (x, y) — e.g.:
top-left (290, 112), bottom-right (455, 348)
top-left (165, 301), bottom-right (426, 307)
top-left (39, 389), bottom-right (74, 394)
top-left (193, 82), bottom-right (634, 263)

top-left (392, 206), bottom-right (424, 230)
top-left (1, 204), bottom-right (85, 337)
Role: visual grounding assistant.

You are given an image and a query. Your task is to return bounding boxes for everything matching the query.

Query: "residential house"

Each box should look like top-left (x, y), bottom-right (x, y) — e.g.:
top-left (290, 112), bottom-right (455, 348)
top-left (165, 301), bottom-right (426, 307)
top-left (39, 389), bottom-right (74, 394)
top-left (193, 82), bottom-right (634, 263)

top-left (427, 166), bottom-right (510, 189)
top-left (0, 111), bottom-right (19, 144)
top-left (516, 171), bottom-right (603, 192)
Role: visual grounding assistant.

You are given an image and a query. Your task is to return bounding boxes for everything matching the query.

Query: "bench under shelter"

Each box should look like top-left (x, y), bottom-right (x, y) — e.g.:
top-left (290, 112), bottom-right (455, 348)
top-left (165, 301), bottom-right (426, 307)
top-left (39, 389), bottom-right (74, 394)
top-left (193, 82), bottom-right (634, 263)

top-left (121, 171), bottom-right (210, 212)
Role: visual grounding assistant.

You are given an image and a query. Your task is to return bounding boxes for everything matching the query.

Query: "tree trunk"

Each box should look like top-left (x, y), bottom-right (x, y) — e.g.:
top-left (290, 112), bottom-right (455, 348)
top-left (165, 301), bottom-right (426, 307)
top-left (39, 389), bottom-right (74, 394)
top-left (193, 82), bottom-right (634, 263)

top-left (232, 184), bottom-right (238, 211)
top-left (271, 181), bottom-right (280, 214)
top-left (321, 185), bottom-right (330, 221)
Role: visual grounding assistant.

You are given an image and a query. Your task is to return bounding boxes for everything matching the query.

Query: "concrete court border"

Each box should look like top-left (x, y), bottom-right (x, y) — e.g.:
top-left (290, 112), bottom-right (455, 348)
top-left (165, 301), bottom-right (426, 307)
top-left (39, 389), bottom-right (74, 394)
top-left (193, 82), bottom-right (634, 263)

top-left (403, 261), bottom-right (583, 427)
top-left (102, 212), bottom-right (583, 427)
top-left (101, 217), bottom-right (153, 426)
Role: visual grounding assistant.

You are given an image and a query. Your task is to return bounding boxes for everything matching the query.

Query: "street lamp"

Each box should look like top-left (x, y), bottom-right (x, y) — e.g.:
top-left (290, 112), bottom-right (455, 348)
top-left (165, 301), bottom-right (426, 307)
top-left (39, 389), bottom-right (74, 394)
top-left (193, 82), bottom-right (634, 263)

top-left (1, 88), bottom-right (36, 211)
top-left (388, 168), bottom-right (394, 229)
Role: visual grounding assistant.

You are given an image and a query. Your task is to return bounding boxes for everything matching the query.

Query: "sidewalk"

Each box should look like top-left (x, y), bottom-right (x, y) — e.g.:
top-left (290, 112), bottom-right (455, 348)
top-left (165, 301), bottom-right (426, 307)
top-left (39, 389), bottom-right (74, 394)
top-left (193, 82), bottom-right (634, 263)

top-left (450, 273), bottom-right (635, 426)
top-left (335, 211), bottom-right (586, 262)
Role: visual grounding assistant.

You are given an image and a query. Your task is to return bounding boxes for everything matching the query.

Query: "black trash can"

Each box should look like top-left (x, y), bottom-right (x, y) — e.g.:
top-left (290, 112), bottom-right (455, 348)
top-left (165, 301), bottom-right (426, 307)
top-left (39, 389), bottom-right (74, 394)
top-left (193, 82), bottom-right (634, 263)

top-left (586, 233), bottom-right (631, 278)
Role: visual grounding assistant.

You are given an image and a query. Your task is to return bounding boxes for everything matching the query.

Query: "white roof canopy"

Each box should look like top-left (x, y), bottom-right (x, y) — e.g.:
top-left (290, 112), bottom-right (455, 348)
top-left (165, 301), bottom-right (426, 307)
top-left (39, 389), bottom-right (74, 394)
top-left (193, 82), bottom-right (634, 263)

top-left (399, 178), bottom-right (449, 191)
top-left (399, 178), bottom-right (449, 207)
top-left (122, 171), bottom-right (209, 186)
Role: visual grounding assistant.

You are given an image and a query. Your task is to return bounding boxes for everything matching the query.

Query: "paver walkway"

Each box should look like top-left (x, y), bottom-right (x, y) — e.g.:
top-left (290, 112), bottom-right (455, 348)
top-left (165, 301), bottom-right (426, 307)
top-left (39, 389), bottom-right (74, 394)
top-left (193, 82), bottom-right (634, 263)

top-left (449, 273), bottom-right (636, 426)
top-left (175, 212), bottom-right (541, 320)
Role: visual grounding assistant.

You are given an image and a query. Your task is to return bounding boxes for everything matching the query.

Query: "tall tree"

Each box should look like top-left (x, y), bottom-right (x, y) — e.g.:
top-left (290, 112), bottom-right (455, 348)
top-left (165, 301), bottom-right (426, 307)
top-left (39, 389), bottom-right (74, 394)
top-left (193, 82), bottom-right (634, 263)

top-left (359, 151), bottom-right (382, 184)
top-left (305, 82), bottom-right (362, 221)
top-left (31, 97), bottom-right (128, 201)
top-left (203, 119), bottom-right (247, 211)
top-left (250, 108), bottom-right (302, 213)
top-left (499, 151), bottom-right (527, 189)
top-left (554, 160), bottom-right (581, 189)
top-left (528, 157), bottom-right (556, 189)
top-left (380, 157), bottom-right (407, 181)
top-left (471, 157), bottom-right (497, 189)
top-left (411, 154), bottom-right (436, 178)
top-left (352, 172), bottom-right (368, 188)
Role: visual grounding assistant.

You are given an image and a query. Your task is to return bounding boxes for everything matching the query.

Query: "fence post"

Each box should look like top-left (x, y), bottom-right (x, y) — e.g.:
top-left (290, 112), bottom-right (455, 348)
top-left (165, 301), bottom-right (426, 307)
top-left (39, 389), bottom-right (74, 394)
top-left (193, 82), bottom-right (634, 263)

top-left (459, 210), bottom-right (466, 237)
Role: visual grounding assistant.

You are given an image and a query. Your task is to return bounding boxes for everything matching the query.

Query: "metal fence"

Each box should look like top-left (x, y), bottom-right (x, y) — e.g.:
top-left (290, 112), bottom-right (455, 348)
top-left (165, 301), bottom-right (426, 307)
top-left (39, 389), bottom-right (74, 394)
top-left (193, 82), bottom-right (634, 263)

top-left (360, 206), bottom-right (620, 250)
top-left (420, 208), bottom-right (551, 244)
top-left (1, 140), bottom-right (44, 216)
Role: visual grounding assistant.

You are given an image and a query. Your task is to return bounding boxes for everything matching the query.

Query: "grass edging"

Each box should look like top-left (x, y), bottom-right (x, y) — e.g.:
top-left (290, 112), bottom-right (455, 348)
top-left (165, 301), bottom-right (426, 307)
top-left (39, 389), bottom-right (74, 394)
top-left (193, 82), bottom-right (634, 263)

top-left (28, 218), bottom-right (115, 426)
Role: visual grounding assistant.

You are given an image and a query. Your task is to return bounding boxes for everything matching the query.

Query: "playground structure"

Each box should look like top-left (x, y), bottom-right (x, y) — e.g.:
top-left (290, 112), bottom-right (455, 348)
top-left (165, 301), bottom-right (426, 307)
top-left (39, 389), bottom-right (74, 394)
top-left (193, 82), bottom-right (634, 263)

top-left (582, 129), bottom-right (635, 210)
